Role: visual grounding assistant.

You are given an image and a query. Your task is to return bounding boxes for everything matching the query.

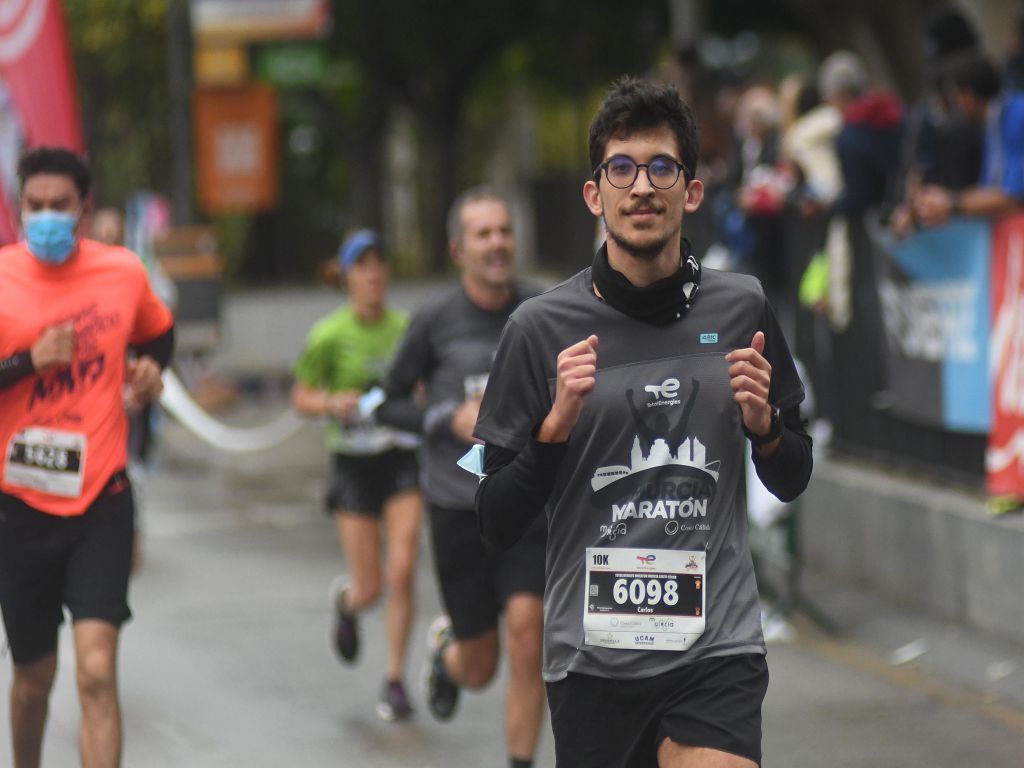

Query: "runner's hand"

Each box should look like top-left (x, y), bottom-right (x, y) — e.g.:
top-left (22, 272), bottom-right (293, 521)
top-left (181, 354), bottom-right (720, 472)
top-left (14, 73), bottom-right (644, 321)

top-left (326, 391), bottom-right (361, 421)
top-left (725, 331), bottom-right (772, 436)
top-left (539, 335), bottom-right (598, 443)
top-left (912, 185), bottom-right (954, 227)
top-left (124, 355), bottom-right (164, 411)
top-left (451, 398), bottom-right (482, 444)
top-left (30, 322), bottom-right (75, 373)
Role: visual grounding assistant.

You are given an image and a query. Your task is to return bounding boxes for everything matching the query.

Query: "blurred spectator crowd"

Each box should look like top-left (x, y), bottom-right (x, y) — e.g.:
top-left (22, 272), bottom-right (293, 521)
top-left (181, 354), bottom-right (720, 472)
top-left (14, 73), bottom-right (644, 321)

top-left (667, 6), bottom-right (1024, 481)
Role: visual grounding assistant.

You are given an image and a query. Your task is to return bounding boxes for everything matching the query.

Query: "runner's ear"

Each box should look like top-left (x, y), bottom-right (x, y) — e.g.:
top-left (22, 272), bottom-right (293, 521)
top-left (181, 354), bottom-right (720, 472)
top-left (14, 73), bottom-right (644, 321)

top-left (449, 236), bottom-right (464, 267)
top-left (583, 180), bottom-right (603, 217)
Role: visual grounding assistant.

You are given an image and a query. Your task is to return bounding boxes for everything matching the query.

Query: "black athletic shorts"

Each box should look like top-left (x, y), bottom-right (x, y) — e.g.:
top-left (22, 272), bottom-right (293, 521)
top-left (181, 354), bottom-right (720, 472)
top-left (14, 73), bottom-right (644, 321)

top-left (546, 653), bottom-right (768, 767)
top-left (325, 448), bottom-right (419, 518)
top-left (427, 503), bottom-right (545, 639)
top-left (0, 472), bottom-right (135, 666)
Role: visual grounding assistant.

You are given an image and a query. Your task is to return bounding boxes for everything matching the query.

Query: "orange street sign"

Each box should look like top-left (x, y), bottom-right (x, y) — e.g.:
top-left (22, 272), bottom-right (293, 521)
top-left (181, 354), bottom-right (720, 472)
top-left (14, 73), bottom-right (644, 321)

top-left (193, 84), bottom-right (279, 214)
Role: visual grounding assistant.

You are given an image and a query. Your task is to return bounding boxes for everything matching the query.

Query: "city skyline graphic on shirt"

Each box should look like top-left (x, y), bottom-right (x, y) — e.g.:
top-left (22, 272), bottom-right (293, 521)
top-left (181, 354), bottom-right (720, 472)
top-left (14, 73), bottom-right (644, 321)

top-left (589, 377), bottom-right (721, 507)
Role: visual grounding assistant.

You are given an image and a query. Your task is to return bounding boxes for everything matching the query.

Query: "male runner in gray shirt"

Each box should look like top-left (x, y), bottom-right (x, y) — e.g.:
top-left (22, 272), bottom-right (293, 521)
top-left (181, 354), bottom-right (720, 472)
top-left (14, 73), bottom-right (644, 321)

top-left (475, 78), bottom-right (812, 767)
top-left (378, 188), bottom-right (545, 768)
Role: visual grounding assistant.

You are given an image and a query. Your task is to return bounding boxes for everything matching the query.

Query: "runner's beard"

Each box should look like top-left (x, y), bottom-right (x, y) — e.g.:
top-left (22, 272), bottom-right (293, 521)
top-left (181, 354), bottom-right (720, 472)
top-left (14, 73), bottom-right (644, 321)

top-left (604, 216), bottom-right (673, 260)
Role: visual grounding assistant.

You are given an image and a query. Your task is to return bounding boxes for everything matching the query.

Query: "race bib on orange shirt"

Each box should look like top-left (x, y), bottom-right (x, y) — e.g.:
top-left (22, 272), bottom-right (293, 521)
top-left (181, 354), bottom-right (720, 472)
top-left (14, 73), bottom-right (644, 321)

top-left (0, 240), bottom-right (172, 515)
top-left (4, 427), bottom-right (87, 498)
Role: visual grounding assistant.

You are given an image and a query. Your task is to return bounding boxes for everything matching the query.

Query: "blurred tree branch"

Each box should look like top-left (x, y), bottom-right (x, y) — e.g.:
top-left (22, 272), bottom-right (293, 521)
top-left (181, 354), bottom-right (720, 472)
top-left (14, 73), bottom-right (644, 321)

top-left (64, 0), bottom-right (172, 206)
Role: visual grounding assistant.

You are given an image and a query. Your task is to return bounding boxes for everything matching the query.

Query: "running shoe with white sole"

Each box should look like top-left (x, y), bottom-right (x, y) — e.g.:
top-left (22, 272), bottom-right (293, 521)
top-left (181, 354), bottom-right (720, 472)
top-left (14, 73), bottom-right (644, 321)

top-left (328, 576), bottom-right (359, 663)
top-left (422, 615), bottom-right (459, 721)
top-left (376, 678), bottom-right (414, 721)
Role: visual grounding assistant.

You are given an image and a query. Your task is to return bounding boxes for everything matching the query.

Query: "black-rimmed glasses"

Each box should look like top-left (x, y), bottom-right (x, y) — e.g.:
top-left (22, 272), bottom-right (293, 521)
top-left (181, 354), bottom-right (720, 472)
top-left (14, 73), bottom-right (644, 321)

top-left (593, 154), bottom-right (690, 190)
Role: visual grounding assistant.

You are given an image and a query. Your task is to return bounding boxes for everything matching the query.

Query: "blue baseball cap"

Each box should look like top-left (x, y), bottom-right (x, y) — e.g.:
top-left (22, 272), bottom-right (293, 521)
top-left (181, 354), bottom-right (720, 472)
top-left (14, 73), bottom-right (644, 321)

top-left (338, 229), bottom-right (383, 272)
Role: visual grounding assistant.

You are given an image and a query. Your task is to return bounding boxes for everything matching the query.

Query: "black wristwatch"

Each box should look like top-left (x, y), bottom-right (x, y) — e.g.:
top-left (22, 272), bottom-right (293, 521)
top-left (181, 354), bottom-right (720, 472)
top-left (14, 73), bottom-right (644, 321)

top-left (744, 406), bottom-right (782, 446)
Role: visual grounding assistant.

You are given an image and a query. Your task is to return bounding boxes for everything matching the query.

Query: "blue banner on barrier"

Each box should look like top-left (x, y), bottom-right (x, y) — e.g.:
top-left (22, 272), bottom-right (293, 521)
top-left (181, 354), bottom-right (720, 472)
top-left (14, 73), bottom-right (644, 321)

top-left (877, 218), bottom-right (991, 433)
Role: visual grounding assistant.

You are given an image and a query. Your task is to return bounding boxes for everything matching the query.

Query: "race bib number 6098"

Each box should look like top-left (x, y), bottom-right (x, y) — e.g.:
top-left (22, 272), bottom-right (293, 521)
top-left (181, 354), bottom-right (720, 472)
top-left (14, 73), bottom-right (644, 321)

top-left (583, 547), bottom-right (706, 652)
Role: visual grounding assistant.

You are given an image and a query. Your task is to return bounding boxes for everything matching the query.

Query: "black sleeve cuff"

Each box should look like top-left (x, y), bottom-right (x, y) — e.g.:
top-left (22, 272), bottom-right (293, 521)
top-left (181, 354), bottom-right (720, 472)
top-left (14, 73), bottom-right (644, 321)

top-left (0, 350), bottom-right (34, 390)
top-left (376, 395), bottom-right (426, 434)
top-left (751, 408), bottom-right (813, 502)
top-left (476, 431), bottom-right (568, 550)
top-left (130, 325), bottom-right (175, 369)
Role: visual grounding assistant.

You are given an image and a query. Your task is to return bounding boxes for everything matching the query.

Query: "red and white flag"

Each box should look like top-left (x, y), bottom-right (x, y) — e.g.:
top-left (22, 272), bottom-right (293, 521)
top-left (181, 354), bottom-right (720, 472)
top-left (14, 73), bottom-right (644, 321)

top-left (987, 214), bottom-right (1024, 500)
top-left (0, 0), bottom-right (84, 243)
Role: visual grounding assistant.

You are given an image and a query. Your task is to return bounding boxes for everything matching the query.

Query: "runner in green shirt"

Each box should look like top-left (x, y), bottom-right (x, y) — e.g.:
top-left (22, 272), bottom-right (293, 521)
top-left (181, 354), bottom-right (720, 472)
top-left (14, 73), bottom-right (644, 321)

top-left (291, 230), bottom-right (422, 721)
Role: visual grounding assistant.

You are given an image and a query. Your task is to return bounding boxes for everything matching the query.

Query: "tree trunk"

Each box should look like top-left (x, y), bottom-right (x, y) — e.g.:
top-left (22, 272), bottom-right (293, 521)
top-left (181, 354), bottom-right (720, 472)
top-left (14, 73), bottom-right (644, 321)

top-left (418, 102), bottom-right (462, 274)
top-left (166, 0), bottom-right (194, 225)
top-left (345, 98), bottom-right (389, 233)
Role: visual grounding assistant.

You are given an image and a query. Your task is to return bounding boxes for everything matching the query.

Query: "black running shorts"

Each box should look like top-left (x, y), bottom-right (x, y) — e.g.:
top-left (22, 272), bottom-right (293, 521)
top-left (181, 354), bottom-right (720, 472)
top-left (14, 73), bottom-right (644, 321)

top-left (427, 503), bottom-right (545, 639)
top-left (546, 653), bottom-right (768, 766)
top-left (325, 448), bottom-right (419, 518)
top-left (0, 474), bottom-right (135, 665)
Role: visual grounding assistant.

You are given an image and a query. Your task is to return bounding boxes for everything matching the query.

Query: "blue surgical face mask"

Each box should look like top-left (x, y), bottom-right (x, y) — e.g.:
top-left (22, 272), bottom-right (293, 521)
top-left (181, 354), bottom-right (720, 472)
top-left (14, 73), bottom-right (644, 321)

top-left (23, 210), bottom-right (79, 265)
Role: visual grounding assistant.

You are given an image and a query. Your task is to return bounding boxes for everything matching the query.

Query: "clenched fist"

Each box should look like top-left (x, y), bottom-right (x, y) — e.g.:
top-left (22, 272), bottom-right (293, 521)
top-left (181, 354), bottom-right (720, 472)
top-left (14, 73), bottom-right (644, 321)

top-left (123, 356), bottom-right (164, 412)
top-left (30, 323), bottom-right (75, 373)
top-left (725, 331), bottom-right (776, 446)
top-left (538, 334), bottom-right (599, 443)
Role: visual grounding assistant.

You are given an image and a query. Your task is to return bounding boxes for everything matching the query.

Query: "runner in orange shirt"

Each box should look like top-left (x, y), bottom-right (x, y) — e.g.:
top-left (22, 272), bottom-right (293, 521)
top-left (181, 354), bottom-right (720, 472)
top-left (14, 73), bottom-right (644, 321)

top-left (0, 147), bottom-right (174, 768)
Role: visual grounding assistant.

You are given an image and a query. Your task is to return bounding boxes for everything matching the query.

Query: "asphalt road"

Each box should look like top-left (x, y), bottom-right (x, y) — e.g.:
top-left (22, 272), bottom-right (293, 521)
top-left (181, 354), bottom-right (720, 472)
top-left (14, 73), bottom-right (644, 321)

top-left (1, 402), bottom-right (1022, 767)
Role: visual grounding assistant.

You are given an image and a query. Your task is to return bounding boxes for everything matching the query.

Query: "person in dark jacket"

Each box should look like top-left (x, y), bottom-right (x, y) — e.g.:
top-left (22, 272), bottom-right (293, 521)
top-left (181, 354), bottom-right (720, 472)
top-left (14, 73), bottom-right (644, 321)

top-left (818, 50), bottom-right (904, 218)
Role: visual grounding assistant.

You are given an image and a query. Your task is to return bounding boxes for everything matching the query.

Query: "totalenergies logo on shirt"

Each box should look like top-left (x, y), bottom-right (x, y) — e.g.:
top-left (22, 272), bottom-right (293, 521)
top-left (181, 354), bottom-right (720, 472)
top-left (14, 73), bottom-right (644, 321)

top-left (636, 554), bottom-right (656, 568)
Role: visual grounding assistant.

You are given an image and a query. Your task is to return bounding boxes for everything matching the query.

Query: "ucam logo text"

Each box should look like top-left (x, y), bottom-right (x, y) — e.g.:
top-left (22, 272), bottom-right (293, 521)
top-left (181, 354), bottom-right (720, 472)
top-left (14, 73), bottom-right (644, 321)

top-left (612, 497), bottom-right (708, 522)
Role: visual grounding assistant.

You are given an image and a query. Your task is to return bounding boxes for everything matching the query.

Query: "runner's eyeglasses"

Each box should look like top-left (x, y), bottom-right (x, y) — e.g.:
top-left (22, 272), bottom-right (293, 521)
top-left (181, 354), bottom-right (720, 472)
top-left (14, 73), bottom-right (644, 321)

top-left (593, 155), bottom-right (691, 190)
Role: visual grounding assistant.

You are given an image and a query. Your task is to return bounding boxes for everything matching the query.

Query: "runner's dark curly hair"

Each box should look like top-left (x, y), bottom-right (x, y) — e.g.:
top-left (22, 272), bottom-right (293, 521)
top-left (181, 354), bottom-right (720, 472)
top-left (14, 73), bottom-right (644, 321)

top-left (17, 146), bottom-right (92, 200)
top-left (588, 76), bottom-right (698, 181)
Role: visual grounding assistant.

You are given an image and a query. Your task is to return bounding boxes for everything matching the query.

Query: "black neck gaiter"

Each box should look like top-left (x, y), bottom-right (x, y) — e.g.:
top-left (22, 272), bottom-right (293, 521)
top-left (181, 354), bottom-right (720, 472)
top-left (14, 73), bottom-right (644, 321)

top-left (591, 239), bottom-right (701, 325)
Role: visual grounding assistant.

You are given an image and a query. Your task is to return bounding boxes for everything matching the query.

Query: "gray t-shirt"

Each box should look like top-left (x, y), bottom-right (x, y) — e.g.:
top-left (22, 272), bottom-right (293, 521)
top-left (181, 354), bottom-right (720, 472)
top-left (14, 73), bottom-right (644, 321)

top-left (385, 282), bottom-right (537, 509)
top-left (475, 267), bottom-right (804, 682)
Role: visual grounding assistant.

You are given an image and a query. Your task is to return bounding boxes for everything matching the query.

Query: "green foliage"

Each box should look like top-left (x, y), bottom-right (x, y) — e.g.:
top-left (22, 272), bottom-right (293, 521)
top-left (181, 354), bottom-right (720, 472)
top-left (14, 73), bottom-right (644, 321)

top-left (520, 0), bottom-right (668, 91)
top-left (332, 0), bottom-right (531, 110)
top-left (533, 89), bottom-right (604, 175)
top-left (461, 2), bottom-right (669, 178)
top-left (63, 0), bottom-right (172, 207)
top-left (55, 0), bottom-right (947, 283)
top-left (327, 0), bottom-right (673, 273)
top-left (211, 212), bottom-right (251, 284)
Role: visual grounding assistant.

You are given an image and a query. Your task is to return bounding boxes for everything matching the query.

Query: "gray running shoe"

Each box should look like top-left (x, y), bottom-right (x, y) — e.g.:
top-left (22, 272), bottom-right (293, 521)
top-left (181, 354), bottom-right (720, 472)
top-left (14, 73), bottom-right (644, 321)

top-left (376, 678), bottom-right (414, 721)
top-left (422, 615), bottom-right (459, 721)
top-left (329, 577), bottom-right (359, 663)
